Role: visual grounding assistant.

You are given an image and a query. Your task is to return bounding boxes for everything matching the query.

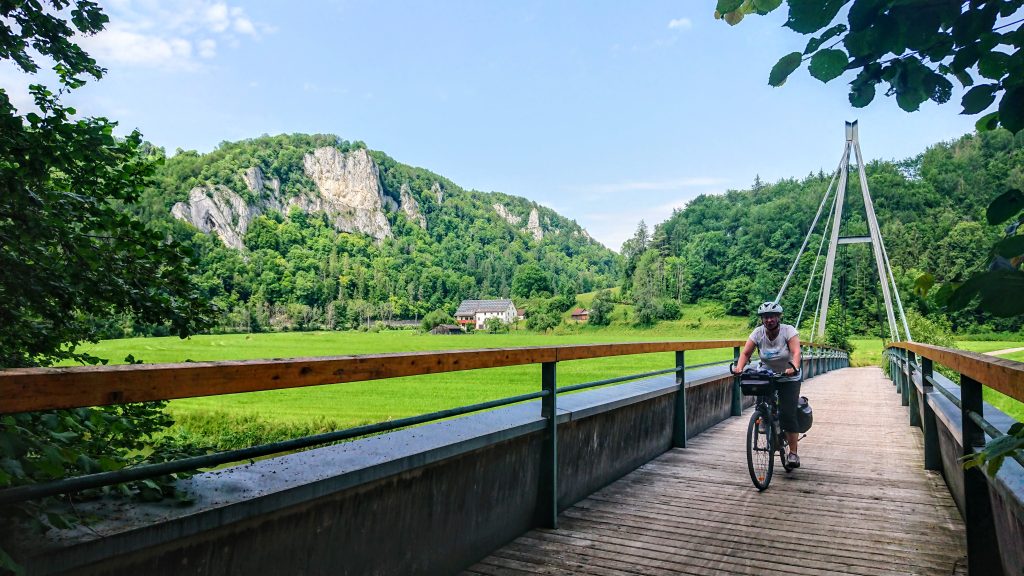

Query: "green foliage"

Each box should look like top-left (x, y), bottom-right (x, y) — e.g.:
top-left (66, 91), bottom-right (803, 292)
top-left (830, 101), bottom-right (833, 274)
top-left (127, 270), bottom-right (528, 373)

top-left (634, 130), bottom-right (1024, 337)
top-left (0, 1), bottom-right (212, 567)
top-left (140, 139), bottom-right (621, 333)
top-left (928, 188), bottom-right (1024, 318)
top-left (588, 290), bottom-right (615, 326)
top-left (421, 309), bottom-right (454, 331)
top-left (823, 302), bottom-right (853, 352)
top-left (511, 263), bottom-right (553, 299)
top-left (524, 295), bottom-right (574, 331)
top-left (718, 0), bottom-right (1024, 131)
top-left (165, 411), bottom-right (348, 451)
top-left (963, 422), bottom-right (1024, 476)
top-left (483, 317), bottom-right (510, 334)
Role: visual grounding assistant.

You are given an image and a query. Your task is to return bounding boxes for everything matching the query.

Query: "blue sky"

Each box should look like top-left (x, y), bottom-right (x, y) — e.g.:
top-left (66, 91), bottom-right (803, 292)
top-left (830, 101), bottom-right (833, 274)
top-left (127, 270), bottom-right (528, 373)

top-left (3, 1), bottom-right (979, 250)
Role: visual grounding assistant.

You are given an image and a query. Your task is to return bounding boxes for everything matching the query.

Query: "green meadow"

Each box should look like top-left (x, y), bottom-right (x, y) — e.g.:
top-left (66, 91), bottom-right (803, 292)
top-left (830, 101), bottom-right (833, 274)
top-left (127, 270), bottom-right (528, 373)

top-left (67, 312), bottom-right (1023, 449)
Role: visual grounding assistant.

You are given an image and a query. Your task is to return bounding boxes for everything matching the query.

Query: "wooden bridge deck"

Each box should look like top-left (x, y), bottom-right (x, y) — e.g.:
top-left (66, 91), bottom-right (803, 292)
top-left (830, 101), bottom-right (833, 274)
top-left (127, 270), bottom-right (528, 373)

top-left (465, 367), bottom-right (967, 576)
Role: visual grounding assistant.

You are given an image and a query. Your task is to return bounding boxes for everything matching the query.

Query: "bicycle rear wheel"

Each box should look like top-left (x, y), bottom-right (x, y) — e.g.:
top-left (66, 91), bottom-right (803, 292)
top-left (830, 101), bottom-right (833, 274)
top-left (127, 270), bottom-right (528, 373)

top-left (746, 408), bottom-right (774, 491)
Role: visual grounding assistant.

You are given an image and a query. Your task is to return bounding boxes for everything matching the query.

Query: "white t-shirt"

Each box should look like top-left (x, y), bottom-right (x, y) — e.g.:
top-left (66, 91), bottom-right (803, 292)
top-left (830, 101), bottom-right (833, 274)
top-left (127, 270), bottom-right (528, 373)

top-left (749, 324), bottom-right (799, 373)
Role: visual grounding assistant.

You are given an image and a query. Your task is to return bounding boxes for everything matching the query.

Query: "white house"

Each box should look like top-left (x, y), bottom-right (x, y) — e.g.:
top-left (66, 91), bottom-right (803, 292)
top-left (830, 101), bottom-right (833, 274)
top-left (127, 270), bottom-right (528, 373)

top-left (455, 299), bottom-right (518, 330)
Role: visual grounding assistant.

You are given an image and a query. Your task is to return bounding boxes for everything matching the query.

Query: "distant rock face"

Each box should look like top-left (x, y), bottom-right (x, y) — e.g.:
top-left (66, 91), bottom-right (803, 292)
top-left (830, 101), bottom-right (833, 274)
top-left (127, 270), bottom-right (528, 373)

top-left (172, 147), bottom-right (399, 248)
top-left (300, 147), bottom-right (392, 240)
top-left (527, 208), bottom-right (543, 241)
top-left (171, 186), bottom-right (257, 250)
top-left (493, 203), bottom-right (521, 226)
top-left (243, 166), bottom-right (280, 198)
top-left (431, 182), bottom-right (443, 203)
top-left (400, 183), bottom-right (427, 228)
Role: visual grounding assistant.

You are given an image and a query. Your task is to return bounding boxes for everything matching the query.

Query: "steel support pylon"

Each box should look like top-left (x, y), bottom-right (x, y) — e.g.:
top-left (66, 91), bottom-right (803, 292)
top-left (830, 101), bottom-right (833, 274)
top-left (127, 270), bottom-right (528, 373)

top-left (815, 121), bottom-right (910, 342)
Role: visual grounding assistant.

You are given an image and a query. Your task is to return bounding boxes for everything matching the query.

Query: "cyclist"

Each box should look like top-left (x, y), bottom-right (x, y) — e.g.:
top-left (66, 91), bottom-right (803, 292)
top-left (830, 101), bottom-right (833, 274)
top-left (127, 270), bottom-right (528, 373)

top-left (731, 301), bottom-right (803, 467)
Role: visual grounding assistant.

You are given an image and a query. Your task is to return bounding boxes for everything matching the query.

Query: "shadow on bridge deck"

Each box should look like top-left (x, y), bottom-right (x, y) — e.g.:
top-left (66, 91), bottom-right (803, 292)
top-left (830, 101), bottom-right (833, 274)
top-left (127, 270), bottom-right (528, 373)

top-left (465, 367), bottom-right (968, 576)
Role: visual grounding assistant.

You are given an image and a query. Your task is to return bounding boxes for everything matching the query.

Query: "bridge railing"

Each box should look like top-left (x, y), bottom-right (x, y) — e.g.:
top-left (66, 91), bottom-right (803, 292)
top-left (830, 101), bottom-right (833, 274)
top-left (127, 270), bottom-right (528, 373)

top-left (0, 341), bottom-right (846, 515)
top-left (885, 342), bottom-right (1024, 576)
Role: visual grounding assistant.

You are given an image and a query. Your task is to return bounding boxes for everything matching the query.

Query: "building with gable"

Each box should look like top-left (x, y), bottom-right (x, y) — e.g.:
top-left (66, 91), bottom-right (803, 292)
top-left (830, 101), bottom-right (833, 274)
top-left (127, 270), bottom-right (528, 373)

top-left (455, 299), bottom-right (518, 330)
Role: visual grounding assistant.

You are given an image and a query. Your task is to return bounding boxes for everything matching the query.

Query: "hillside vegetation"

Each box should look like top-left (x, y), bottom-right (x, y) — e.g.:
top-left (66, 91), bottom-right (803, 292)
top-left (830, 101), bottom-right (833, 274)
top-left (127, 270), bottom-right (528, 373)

top-left (620, 129), bottom-right (1024, 340)
top-left (121, 134), bottom-right (621, 336)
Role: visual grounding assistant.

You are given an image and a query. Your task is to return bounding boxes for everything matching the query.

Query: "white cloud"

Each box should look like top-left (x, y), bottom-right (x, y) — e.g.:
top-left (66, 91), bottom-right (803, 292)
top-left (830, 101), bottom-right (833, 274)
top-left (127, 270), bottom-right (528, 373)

top-left (198, 39), bottom-right (217, 58)
top-left (77, 1), bottom-right (271, 70)
top-left (668, 18), bottom-right (693, 30)
top-left (233, 17), bottom-right (257, 36)
top-left (204, 3), bottom-right (230, 32)
top-left (80, 25), bottom-right (195, 70)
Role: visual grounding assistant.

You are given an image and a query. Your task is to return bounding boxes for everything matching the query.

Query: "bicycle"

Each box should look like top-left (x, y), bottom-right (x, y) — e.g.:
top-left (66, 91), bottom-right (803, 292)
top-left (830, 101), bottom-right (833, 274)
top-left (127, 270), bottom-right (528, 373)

top-left (734, 366), bottom-right (802, 491)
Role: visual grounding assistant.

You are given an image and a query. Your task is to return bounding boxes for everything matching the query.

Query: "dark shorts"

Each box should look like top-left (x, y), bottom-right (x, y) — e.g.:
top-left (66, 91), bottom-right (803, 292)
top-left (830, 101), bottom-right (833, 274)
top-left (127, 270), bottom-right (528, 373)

top-left (779, 379), bottom-right (801, 433)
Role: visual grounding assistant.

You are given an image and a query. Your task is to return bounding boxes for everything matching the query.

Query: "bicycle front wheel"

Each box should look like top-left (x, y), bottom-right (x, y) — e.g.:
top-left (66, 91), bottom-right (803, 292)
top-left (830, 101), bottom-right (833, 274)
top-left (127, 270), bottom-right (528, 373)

top-left (746, 408), bottom-right (774, 491)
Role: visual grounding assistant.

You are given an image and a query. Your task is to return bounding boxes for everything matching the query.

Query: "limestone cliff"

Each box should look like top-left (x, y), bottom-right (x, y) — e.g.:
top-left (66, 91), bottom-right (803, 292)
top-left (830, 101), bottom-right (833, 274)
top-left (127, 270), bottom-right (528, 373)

top-left (431, 182), bottom-right (443, 203)
top-left (298, 147), bottom-right (392, 240)
top-left (171, 186), bottom-right (258, 250)
top-left (400, 183), bottom-right (427, 228)
top-left (526, 208), bottom-right (544, 241)
top-left (493, 203), bottom-right (521, 226)
top-left (172, 147), bottom-right (399, 247)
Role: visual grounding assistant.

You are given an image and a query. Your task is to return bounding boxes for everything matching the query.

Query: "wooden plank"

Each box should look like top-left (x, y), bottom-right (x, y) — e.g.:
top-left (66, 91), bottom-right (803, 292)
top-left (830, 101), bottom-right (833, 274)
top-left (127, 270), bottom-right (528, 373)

top-left (890, 341), bottom-right (1024, 402)
top-left (474, 366), bottom-right (967, 574)
top-left (0, 341), bottom-right (750, 414)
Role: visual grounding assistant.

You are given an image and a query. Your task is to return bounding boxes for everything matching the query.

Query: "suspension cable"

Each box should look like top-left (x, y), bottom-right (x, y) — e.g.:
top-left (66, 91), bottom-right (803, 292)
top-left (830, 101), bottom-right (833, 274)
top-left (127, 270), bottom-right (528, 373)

top-left (774, 153), bottom-right (846, 304)
top-left (796, 175), bottom-right (840, 329)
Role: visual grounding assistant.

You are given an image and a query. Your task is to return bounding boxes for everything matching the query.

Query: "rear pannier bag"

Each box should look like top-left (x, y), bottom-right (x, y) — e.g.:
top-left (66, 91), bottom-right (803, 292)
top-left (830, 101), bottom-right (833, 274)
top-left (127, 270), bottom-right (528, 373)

top-left (795, 396), bottom-right (813, 433)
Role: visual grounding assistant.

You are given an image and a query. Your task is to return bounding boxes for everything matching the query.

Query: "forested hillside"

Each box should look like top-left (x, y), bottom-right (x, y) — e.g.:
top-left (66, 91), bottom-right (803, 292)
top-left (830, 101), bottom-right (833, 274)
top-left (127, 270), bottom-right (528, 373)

top-left (621, 129), bottom-right (1024, 337)
top-left (123, 134), bottom-right (621, 334)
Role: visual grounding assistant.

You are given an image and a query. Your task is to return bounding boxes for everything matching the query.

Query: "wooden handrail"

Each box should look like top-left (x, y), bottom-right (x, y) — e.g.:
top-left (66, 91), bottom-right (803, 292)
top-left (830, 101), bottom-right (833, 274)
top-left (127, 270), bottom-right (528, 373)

top-left (887, 342), bottom-right (1024, 403)
top-left (1, 340), bottom-right (757, 414)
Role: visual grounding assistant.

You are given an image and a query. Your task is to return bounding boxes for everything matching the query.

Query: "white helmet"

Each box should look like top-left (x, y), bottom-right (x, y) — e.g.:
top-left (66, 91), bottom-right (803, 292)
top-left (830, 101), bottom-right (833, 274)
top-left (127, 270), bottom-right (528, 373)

top-left (756, 301), bottom-right (783, 316)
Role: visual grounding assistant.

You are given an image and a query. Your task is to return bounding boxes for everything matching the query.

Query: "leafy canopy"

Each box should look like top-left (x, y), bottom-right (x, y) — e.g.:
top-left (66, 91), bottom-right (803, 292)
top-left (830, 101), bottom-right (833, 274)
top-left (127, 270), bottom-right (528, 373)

top-left (1, 1), bottom-right (212, 568)
top-left (716, 0), bottom-right (1024, 133)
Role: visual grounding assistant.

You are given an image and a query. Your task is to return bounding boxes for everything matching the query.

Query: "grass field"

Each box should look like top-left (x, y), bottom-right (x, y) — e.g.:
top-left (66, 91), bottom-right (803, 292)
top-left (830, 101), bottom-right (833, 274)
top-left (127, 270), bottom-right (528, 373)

top-left (66, 314), bottom-right (1023, 448)
top-left (72, 323), bottom-right (752, 447)
top-left (850, 338), bottom-right (1024, 421)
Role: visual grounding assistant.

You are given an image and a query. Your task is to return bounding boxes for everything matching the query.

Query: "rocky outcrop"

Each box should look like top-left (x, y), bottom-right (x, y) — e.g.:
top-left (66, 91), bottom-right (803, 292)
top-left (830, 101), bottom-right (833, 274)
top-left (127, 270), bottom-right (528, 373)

top-left (171, 186), bottom-right (258, 250)
top-left (493, 203), bottom-right (521, 226)
top-left (431, 182), bottom-right (443, 203)
top-left (526, 208), bottom-right (543, 241)
top-left (243, 166), bottom-right (281, 198)
top-left (300, 147), bottom-right (392, 240)
top-left (400, 183), bottom-right (427, 228)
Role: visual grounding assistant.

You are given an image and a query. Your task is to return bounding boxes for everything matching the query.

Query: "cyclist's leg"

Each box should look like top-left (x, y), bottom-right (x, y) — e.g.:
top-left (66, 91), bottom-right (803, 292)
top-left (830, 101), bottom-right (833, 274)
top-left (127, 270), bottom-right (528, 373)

top-left (779, 380), bottom-right (801, 454)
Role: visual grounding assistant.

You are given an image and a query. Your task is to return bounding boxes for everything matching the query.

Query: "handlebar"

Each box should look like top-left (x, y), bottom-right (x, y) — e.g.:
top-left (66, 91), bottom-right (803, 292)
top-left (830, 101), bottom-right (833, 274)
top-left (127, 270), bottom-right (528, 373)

top-left (729, 363), bottom-right (801, 381)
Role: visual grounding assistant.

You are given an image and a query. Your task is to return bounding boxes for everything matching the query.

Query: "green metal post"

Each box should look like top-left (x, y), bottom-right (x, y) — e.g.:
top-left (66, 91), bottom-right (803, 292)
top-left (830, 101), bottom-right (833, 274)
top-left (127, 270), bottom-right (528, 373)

top-left (730, 347), bottom-right (741, 417)
top-left (539, 361), bottom-right (558, 529)
top-left (896, 350), bottom-right (905, 395)
top-left (901, 350), bottom-right (911, 407)
top-left (960, 374), bottom-right (1003, 575)
top-left (673, 351), bottom-right (687, 447)
top-left (920, 357), bottom-right (940, 471)
top-left (907, 351), bottom-right (920, 426)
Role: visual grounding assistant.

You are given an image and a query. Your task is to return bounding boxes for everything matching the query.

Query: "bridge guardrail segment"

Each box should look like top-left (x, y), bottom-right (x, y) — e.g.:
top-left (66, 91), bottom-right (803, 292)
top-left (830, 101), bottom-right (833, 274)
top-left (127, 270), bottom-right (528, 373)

top-left (0, 342), bottom-right (847, 513)
top-left (0, 341), bottom-right (750, 414)
top-left (884, 344), bottom-right (1024, 576)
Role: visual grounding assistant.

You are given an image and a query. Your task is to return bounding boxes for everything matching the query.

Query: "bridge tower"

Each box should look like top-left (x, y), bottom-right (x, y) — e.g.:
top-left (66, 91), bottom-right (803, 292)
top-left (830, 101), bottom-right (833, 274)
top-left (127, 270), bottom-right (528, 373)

top-left (815, 121), bottom-right (911, 342)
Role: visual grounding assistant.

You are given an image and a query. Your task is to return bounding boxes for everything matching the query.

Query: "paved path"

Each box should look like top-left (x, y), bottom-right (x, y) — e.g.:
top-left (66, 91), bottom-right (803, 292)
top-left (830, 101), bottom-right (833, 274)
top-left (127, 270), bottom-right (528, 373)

top-left (985, 346), bottom-right (1024, 356)
top-left (464, 367), bottom-right (967, 575)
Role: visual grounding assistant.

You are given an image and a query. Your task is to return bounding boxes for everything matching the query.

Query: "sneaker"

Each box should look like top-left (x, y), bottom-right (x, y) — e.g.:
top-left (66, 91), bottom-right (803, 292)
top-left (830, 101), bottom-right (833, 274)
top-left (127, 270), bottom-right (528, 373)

top-left (787, 453), bottom-right (801, 468)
